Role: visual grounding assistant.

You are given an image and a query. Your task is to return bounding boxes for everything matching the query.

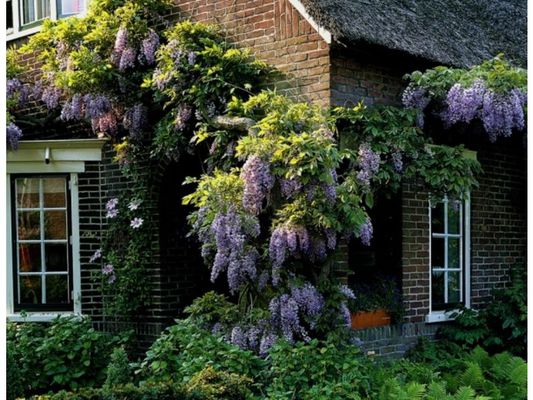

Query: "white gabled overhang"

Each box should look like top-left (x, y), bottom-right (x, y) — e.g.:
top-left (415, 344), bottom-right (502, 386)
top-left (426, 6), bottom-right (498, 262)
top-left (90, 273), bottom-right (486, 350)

top-left (288, 0), bottom-right (332, 44)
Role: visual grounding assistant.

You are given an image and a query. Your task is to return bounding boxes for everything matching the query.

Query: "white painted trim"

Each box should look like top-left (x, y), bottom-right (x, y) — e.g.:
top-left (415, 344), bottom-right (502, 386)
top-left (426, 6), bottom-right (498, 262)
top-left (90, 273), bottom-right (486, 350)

top-left (8, 161), bottom-right (85, 174)
top-left (7, 312), bottom-right (82, 322)
top-left (287, 0), bottom-right (332, 44)
top-left (427, 195), bottom-right (471, 317)
top-left (425, 310), bottom-right (459, 324)
top-left (70, 173), bottom-right (82, 315)
top-left (6, 174), bottom-right (14, 315)
top-left (464, 194), bottom-right (471, 308)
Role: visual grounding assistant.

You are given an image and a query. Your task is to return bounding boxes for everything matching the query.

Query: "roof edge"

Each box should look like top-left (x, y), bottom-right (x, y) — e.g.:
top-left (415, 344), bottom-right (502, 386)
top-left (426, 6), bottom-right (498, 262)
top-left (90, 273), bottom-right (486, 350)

top-left (288, 0), bottom-right (332, 44)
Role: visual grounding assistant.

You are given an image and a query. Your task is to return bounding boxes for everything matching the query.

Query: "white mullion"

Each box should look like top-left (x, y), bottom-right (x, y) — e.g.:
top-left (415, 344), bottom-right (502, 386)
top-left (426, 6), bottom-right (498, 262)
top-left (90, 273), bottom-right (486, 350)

top-left (39, 178), bottom-right (46, 304)
top-left (50, 0), bottom-right (57, 19)
top-left (465, 195), bottom-right (471, 308)
top-left (19, 271), bottom-right (69, 276)
top-left (12, 0), bottom-right (19, 34)
top-left (428, 198), bottom-right (433, 313)
top-left (443, 197), bottom-right (448, 304)
top-left (459, 202), bottom-right (464, 303)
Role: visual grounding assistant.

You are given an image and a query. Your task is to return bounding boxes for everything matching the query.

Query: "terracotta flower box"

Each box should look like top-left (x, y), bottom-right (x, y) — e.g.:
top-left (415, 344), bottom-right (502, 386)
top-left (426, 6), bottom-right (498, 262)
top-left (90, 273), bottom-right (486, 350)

top-left (351, 309), bottom-right (391, 329)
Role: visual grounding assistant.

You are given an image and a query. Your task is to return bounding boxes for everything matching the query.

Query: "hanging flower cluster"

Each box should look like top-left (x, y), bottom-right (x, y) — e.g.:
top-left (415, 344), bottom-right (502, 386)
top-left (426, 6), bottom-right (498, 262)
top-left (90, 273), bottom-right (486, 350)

top-left (403, 56), bottom-right (527, 142)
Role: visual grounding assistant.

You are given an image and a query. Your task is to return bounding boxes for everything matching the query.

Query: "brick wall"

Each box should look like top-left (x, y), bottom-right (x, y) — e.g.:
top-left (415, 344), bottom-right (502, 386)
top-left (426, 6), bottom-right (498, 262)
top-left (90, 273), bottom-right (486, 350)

top-left (401, 182), bottom-right (431, 323)
top-left (329, 46), bottom-right (435, 107)
top-left (470, 147), bottom-right (527, 307)
top-left (169, 0), bottom-right (330, 104)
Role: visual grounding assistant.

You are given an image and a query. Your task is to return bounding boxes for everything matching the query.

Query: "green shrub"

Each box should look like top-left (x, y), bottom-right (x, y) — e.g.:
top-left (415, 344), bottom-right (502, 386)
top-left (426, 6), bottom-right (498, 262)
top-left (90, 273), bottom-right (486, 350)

top-left (186, 365), bottom-right (255, 400)
top-left (140, 319), bottom-right (266, 383)
top-left (265, 338), bottom-right (367, 400)
top-left (104, 347), bottom-right (132, 389)
top-left (440, 264), bottom-right (526, 357)
top-left (7, 341), bottom-right (25, 400)
top-left (26, 382), bottom-right (188, 400)
top-left (7, 317), bottom-right (123, 397)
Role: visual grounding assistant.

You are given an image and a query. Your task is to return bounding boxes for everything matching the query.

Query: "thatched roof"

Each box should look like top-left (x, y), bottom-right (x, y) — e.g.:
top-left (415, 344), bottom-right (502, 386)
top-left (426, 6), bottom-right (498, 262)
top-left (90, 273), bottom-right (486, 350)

top-left (299, 0), bottom-right (527, 67)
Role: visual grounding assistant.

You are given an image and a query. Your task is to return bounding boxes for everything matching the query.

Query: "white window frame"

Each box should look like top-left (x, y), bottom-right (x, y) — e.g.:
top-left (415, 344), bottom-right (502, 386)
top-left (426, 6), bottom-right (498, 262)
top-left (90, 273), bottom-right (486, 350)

top-left (7, 0), bottom-right (87, 41)
top-left (6, 139), bottom-right (105, 322)
top-left (426, 195), bottom-right (471, 323)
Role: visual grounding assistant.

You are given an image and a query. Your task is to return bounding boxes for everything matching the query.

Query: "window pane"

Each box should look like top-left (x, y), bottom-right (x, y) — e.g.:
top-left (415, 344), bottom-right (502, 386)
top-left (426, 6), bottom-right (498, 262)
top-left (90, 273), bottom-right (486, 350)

top-left (448, 238), bottom-right (460, 269)
top-left (59, 0), bottom-right (84, 15)
top-left (431, 271), bottom-right (445, 311)
top-left (16, 178), bottom-right (40, 208)
top-left (20, 276), bottom-right (42, 304)
top-left (22, 0), bottom-right (34, 24)
top-left (431, 237), bottom-right (444, 269)
top-left (448, 202), bottom-right (461, 234)
top-left (46, 275), bottom-right (69, 304)
top-left (18, 244), bottom-right (42, 272)
top-left (17, 211), bottom-right (41, 240)
top-left (37, 0), bottom-right (50, 19)
top-left (431, 203), bottom-right (444, 234)
top-left (43, 178), bottom-right (66, 208)
top-left (44, 211), bottom-right (67, 240)
top-left (7, 0), bottom-right (13, 29)
top-left (448, 271), bottom-right (461, 304)
top-left (45, 243), bottom-right (68, 271)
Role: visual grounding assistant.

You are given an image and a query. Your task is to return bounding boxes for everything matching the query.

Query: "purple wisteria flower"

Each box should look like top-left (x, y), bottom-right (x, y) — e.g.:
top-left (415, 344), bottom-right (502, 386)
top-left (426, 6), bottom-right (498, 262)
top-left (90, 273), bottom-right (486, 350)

top-left (119, 47), bottom-right (137, 71)
top-left (402, 84), bottom-right (430, 110)
top-left (123, 103), bottom-right (147, 141)
top-left (359, 217), bottom-right (373, 246)
top-left (130, 217), bottom-right (144, 229)
top-left (392, 151), bottom-right (403, 173)
top-left (112, 26), bottom-right (128, 66)
top-left (240, 155), bottom-right (274, 215)
top-left (290, 283), bottom-right (325, 323)
top-left (340, 302), bottom-right (351, 327)
top-left (325, 228), bottom-right (336, 250)
top-left (445, 79), bottom-right (486, 125)
top-left (259, 332), bottom-right (278, 356)
top-left (339, 284), bottom-right (356, 300)
top-left (481, 89), bottom-right (526, 142)
top-left (60, 94), bottom-right (85, 121)
top-left (41, 86), bottom-right (62, 109)
top-left (140, 29), bottom-right (159, 65)
top-left (280, 177), bottom-right (302, 198)
top-left (230, 326), bottom-right (247, 349)
top-left (102, 263), bottom-right (114, 275)
top-left (356, 144), bottom-right (380, 188)
top-left (89, 249), bottom-right (102, 263)
top-left (322, 169), bottom-right (337, 202)
top-left (106, 198), bottom-right (119, 218)
top-left (6, 123), bottom-right (23, 150)
top-left (187, 51), bottom-right (196, 66)
top-left (209, 207), bottom-right (259, 293)
top-left (174, 104), bottom-right (192, 131)
top-left (269, 224), bottom-right (310, 285)
top-left (92, 112), bottom-right (118, 136)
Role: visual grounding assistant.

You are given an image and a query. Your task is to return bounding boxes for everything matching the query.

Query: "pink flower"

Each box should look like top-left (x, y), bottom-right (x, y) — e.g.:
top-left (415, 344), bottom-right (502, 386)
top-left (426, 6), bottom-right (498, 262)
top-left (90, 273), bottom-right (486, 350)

top-left (128, 200), bottom-right (141, 211)
top-left (89, 249), bottom-right (102, 263)
top-left (102, 263), bottom-right (114, 275)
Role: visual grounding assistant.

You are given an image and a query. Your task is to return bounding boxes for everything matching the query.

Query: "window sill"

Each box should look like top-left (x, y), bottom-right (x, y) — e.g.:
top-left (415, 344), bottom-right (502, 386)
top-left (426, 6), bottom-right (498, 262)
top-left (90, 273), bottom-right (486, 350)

top-left (7, 312), bottom-right (82, 323)
top-left (425, 310), bottom-right (459, 323)
top-left (7, 25), bottom-right (43, 41)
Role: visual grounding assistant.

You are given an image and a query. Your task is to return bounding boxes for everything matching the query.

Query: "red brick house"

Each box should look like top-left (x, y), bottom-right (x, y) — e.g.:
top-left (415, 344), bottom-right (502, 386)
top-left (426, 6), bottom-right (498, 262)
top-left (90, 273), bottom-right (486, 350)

top-left (6, 0), bottom-right (526, 354)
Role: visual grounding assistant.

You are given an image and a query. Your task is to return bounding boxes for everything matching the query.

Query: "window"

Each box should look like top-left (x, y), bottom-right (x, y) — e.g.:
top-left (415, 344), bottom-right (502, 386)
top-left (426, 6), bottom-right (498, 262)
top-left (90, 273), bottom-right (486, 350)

top-left (13, 176), bottom-right (72, 311)
top-left (57, 0), bottom-right (85, 18)
top-left (7, 138), bottom-right (106, 321)
top-left (20, 0), bottom-right (50, 26)
top-left (7, 0), bottom-right (87, 39)
top-left (427, 196), bottom-right (471, 321)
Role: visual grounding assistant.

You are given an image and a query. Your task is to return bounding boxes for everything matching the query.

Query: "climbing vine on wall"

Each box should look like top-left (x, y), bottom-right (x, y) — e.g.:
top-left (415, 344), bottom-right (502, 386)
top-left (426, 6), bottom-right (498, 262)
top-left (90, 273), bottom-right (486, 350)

top-left (403, 55), bottom-right (527, 142)
top-left (9, 0), bottom-right (520, 353)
